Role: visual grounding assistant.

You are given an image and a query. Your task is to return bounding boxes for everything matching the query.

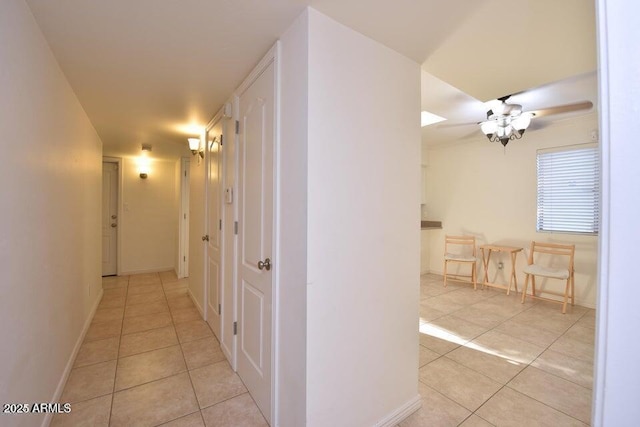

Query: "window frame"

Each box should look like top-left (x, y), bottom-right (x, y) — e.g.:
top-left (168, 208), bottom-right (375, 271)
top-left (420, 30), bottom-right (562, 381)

top-left (536, 143), bottom-right (600, 235)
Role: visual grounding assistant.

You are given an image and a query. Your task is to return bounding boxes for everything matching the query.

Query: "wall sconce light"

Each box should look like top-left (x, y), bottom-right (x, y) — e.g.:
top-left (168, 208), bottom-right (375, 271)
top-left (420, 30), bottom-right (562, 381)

top-left (188, 137), bottom-right (204, 159)
top-left (139, 144), bottom-right (152, 179)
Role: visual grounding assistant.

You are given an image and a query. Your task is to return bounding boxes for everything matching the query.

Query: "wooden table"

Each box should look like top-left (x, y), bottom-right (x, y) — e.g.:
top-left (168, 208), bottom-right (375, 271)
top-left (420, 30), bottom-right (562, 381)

top-left (479, 244), bottom-right (523, 295)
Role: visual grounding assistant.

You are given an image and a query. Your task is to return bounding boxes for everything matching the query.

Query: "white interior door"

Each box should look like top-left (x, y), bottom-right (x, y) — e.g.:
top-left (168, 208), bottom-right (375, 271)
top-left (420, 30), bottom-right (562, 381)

top-left (236, 60), bottom-right (275, 423)
top-left (206, 125), bottom-right (223, 339)
top-left (102, 162), bottom-right (118, 276)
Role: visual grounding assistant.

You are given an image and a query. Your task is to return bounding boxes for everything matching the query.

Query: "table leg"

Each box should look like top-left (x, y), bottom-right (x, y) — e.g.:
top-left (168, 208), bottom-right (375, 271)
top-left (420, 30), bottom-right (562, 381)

top-left (482, 249), bottom-right (491, 290)
top-left (508, 251), bottom-right (518, 295)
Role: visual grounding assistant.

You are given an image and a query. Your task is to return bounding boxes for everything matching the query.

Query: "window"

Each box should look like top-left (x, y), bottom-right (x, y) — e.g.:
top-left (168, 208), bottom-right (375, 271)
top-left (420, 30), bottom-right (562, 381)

top-left (536, 144), bottom-right (599, 234)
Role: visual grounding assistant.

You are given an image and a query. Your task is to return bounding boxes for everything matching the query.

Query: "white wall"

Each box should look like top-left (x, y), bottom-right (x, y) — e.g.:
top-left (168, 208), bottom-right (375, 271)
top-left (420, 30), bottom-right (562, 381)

top-left (0, 1), bottom-right (102, 426)
top-left (277, 11), bottom-right (309, 426)
top-left (425, 113), bottom-right (599, 308)
top-left (306, 9), bottom-right (421, 426)
top-left (593, 0), bottom-right (640, 423)
top-left (101, 156), bottom-right (178, 274)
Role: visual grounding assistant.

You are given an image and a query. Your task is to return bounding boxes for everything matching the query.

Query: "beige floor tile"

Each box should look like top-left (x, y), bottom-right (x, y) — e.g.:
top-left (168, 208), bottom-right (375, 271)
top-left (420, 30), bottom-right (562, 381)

top-left (160, 270), bottom-right (179, 283)
top-left (122, 311), bottom-right (173, 335)
top-left (98, 295), bottom-right (126, 309)
top-left (438, 287), bottom-right (494, 305)
top-left (418, 357), bottom-right (502, 411)
top-left (165, 280), bottom-right (189, 291)
top-left (549, 335), bottom-right (594, 363)
top-left (61, 360), bottom-right (116, 403)
top-left (182, 337), bottom-right (226, 370)
top-left (176, 320), bottom-right (214, 343)
top-left (190, 361), bottom-right (247, 409)
top-left (446, 346), bottom-right (525, 384)
top-left (201, 393), bottom-right (268, 427)
top-left (124, 300), bottom-right (170, 318)
top-left (110, 373), bottom-right (199, 427)
top-left (420, 284), bottom-right (456, 298)
top-left (399, 382), bottom-right (470, 427)
top-left (126, 290), bottom-right (166, 306)
top-left (476, 387), bottom-right (587, 427)
top-left (418, 303), bottom-right (447, 322)
top-left (508, 366), bottom-right (592, 424)
top-left (450, 305), bottom-right (511, 329)
top-left (74, 336), bottom-right (119, 368)
top-left (166, 288), bottom-right (190, 299)
top-left (92, 307), bottom-right (124, 323)
top-left (469, 295), bottom-right (530, 317)
top-left (529, 300), bottom-right (589, 319)
top-left (429, 315), bottom-right (489, 342)
top-left (128, 283), bottom-right (163, 295)
top-left (119, 325), bottom-right (178, 357)
top-left (562, 324), bottom-right (595, 345)
top-left (102, 281), bottom-right (128, 290)
top-left (84, 319), bottom-right (122, 342)
top-left (420, 295), bottom-right (466, 314)
top-left (492, 318), bottom-right (562, 348)
top-left (458, 414), bottom-right (494, 427)
top-left (419, 346), bottom-right (440, 368)
top-left (169, 296), bottom-right (197, 310)
top-left (469, 330), bottom-right (545, 364)
top-left (576, 313), bottom-right (596, 331)
top-left (103, 288), bottom-right (127, 299)
top-left (160, 411), bottom-right (205, 426)
top-left (129, 272), bottom-right (160, 284)
top-left (532, 349), bottom-right (594, 389)
top-left (50, 394), bottom-right (111, 427)
top-left (115, 345), bottom-right (187, 391)
top-left (172, 307), bottom-right (203, 324)
top-left (510, 309), bottom-right (575, 335)
top-left (418, 332), bottom-right (460, 355)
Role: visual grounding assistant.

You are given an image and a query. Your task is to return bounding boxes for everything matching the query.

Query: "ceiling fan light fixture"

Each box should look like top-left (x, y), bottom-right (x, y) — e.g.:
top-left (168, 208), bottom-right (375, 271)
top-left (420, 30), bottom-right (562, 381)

top-left (480, 121), bottom-right (497, 135)
top-left (512, 112), bottom-right (533, 130)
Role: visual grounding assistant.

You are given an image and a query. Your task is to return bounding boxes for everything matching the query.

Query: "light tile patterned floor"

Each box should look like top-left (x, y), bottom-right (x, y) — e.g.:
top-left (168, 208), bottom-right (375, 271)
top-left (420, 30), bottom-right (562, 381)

top-left (52, 272), bottom-right (267, 427)
top-left (403, 273), bottom-right (595, 426)
top-left (55, 272), bottom-right (594, 426)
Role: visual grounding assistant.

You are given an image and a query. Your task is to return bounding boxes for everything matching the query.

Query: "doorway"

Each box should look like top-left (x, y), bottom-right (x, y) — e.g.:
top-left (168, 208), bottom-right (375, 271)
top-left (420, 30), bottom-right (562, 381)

top-left (235, 56), bottom-right (276, 424)
top-left (102, 159), bottom-right (120, 276)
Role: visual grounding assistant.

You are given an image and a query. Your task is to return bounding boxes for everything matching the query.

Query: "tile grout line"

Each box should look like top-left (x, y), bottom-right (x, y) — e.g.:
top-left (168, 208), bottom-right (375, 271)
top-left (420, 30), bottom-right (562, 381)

top-left (108, 273), bottom-right (130, 427)
top-left (161, 272), bottom-right (206, 425)
top-left (420, 274), bottom-right (594, 425)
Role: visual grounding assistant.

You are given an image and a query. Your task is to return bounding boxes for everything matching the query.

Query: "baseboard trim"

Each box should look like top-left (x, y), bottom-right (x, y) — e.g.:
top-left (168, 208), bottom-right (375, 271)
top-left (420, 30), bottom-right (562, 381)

top-left (188, 287), bottom-right (205, 319)
top-left (42, 287), bottom-right (104, 427)
top-left (374, 394), bottom-right (422, 427)
top-left (426, 269), bottom-right (596, 309)
top-left (120, 266), bottom-right (174, 276)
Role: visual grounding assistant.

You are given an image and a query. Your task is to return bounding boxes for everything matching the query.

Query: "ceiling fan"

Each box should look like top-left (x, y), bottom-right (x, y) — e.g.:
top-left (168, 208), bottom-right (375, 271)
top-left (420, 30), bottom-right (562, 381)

top-left (479, 96), bottom-right (593, 146)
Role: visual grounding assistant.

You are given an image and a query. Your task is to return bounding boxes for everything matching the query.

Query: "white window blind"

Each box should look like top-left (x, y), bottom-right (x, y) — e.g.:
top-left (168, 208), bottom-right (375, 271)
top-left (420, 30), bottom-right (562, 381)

top-left (536, 144), bottom-right (599, 234)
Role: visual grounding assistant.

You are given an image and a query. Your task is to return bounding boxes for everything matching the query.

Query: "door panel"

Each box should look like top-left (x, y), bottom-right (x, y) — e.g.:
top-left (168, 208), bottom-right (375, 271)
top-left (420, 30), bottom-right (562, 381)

top-left (206, 127), bottom-right (222, 339)
top-left (236, 60), bottom-right (275, 423)
top-left (102, 162), bottom-right (118, 276)
top-left (241, 280), bottom-right (264, 373)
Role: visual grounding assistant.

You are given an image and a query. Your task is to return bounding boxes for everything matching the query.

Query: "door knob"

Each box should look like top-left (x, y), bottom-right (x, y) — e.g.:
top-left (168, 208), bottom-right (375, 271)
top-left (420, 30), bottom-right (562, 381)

top-left (111, 223), bottom-right (117, 228)
top-left (257, 258), bottom-right (271, 271)
top-left (111, 215), bottom-right (117, 219)
top-left (202, 235), bottom-right (209, 241)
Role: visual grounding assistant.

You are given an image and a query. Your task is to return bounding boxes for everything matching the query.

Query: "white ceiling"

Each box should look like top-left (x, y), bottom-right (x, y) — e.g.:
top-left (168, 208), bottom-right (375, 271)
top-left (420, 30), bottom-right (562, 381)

top-left (25, 0), bottom-right (597, 156)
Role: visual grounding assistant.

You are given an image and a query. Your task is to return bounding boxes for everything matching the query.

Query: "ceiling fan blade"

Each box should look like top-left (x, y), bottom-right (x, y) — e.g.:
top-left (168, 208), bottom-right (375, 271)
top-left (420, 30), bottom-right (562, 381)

top-left (435, 121), bottom-right (477, 129)
top-left (530, 101), bottom-right (593, 118)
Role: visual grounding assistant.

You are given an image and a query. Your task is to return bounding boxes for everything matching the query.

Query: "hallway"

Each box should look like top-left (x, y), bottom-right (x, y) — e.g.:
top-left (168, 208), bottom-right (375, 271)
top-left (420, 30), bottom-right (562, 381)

top-left (52, 272), bottom-right (267, 426)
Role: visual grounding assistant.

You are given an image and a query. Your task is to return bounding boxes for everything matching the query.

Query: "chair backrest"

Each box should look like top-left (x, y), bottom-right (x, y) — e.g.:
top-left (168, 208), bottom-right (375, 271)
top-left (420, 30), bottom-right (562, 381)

top-left (528, 241), bottom-right (575, 271)
top-left (445, 235), bottom-right (476, 256)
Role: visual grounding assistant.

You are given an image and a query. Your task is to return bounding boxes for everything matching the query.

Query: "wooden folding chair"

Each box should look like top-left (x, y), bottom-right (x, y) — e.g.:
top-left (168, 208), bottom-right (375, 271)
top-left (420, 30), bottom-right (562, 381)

top-left (521, 241), bottom-right (575, 313)
top-left (443, 235), bottom-right (477, 289)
